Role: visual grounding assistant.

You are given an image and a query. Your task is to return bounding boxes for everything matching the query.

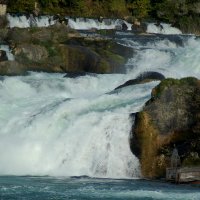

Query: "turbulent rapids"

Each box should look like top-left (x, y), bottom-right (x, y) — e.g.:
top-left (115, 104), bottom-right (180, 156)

top-left (1, 15), bottom-right (200, 179)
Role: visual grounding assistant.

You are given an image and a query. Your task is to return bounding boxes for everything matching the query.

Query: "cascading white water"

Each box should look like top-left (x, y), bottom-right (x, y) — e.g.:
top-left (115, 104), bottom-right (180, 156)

top-left (7, 13), bottom-right (132, 30)
top-left (146, 23), bottom-right (182, 35)
top-left (7, 14), bottom-right (56, 28)
top-left (0, 45), bottom-right (14, 61)
top-left (67, 18), bottom-right (132, 30)
top-left (7, 13), bottom-right (184, 35)
top-left (0, 72), bottom-right (158, 178)
top-left (120, 36), bottom-right (200, 80)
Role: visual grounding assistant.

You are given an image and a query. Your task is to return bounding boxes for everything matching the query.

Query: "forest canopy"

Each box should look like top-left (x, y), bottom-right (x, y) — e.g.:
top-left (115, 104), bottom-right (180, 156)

top-left (7, 0), bottom-right (152, 19)
top-left (7, 0), bottom-right (200, 29)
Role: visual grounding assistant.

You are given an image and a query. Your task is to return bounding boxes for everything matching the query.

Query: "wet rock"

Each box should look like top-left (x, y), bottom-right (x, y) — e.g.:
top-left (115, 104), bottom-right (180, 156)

top-left (131, 22), bottom-right (147, 34)
top-left (0, 15), bottom-right (8, 29)
top-left (0, 50), bottom-right (8, 61)
top-left (14, 44), bottom-right (48, 62)
top-left (115, 71), bottom-right (165, 90)
top-left (0, 61), bottom-right (26, 75)
top-left (64, 72), bottom-right (97, 78)
top-left (3, 24), bottom-right (133, 75)
top-left (131, 77), bottom-right (200, 179)
top-left (121, 22), bottom-right (128, 31)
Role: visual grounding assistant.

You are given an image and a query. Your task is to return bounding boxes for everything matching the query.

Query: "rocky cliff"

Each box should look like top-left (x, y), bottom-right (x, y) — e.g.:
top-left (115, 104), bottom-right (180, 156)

top-left (0, 22), bottom-right (134, 76)
top-left (131, 77), bottom-right (200, 178)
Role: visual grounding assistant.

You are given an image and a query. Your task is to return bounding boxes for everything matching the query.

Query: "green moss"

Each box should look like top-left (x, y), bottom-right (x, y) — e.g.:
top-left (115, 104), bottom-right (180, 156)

top-left (96, 29), bottom-right (115, 36)
top-left (16, 52), bottom-right (33, 64)
top-left (98, 49), bottom-right (125, 65)
top-left (32, 39), bottom-right (58, 57)
top-left (153, 77), bottom-right (198, 98)
top-left (98, 59), bottom-right (110, 73)
top-left (29, 27), bottom-right (39, 34)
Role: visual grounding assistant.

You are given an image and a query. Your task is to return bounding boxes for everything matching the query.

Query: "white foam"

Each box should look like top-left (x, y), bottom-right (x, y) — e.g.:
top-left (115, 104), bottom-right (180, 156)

top-left (116, 189), bottom-right (200, 200)
top-left (7, 13), bottom-right (132, 30)
top-left (0, 73), bottom-right (157, 178)
top-left (124, 36), bottom-right (200, 79)
top-left (0, 45), bottom-right (14, 61)
top-left (67, 18), bottom-right (132, 30)
top-left (7, 14), bottom-right (56, 28)
top-left (147, 23), bottom-right (182, 35)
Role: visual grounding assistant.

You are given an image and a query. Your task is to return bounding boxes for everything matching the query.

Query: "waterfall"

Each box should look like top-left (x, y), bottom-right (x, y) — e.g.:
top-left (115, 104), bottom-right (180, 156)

top-left (7, 13), bottom-right (132, 30)
top-left (0, 45), bottom-right (14, 61)
top-left (67, 18), bottom-right (132, 30)
top-left (0, 73), bottom-right (158, 178)
top-left (1, 15), bottom-right (200, 178)
top-left (146, 23), bottom-right (182, 35)
top-left (119, 36), bottom-right (200, 79)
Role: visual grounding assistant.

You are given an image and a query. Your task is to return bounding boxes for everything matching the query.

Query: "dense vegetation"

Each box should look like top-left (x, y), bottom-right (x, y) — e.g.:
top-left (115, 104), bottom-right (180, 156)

top-left (7, 0), bottom-right (200, 34)
top-left (7, 0), bottom-right (152, 19)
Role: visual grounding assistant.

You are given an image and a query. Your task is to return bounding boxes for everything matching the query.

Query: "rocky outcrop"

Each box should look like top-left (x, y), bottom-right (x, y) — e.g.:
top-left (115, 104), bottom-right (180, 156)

top-left (0, 61), bottom-right (26, 75)
top-left (0, 50), bottom-right (7, 61)
top-left (115, 72), bottom-right (165, 90)
top-left (0, 23), bottom-right (133, 75)
top-left (131, 77), bottom-right (200, 179)
top-left (0, 15), bottom-right (8, 29)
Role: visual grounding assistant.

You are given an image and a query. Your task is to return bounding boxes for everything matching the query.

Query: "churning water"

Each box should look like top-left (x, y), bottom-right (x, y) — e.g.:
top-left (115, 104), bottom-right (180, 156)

top-left (0, 176), bottom-right (200, 200)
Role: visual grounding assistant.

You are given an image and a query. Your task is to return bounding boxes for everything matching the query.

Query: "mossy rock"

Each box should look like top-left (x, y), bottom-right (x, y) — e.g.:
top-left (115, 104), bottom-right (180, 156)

top-left (152, 77), bottom-right (198, 98)
top-left (131, 77), bottom-right (200, 179)
top-left (4, 24), bottom-right (133, 75)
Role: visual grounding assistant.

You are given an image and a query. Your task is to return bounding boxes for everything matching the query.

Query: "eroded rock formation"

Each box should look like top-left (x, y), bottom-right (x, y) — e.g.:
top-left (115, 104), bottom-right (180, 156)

top-left (131, 77), bottom-right (200, 178)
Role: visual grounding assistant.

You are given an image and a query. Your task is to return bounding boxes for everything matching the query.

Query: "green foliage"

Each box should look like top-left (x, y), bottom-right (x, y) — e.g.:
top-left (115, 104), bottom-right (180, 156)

top-left (127, 0), bottom-right (151, 19)
top-left (41, 41), bottom-right (57, 57)
top-left (10, 0), bottom-right (198, 26)
top-left (7, 0), bottom-right (152, 19)
top-left (107, 0), bottom-right (127, 17)
top-left (182, 156), bottom-right (200, 167)
top-left (8, 0), bottom-right (35, 13)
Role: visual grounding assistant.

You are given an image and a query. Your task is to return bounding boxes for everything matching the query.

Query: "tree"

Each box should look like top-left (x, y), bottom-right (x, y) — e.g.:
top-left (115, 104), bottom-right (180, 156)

top-left (127, 0), bottom-right (151, 19)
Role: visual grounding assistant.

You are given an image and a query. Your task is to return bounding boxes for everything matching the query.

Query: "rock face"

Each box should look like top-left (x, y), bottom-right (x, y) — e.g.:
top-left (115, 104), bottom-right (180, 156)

top-left (131, 77), bottom-right (200, 179)
top-left (0, 50), bottom-right (7, 61)
top-left (0, 24), bottom-right (133, 75)
top-left (0, 15), bottom-right (8, 29)
top-left (115, 72), bottom-right (165, 90)
top-left (0, 61), bottom-right (26, 75)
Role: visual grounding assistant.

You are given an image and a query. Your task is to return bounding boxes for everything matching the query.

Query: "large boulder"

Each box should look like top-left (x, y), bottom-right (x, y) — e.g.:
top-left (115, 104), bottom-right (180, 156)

top-left (131, 77), bottom-right (200, 179)
top-left (115, 72), bottom-right (165, 90)
top-left (0, 61), bottom-right (26, 75)
top-left (7, 23), bottom-right (76, 44)
top-left (2, 24), bottom-right (133, 75)
top-left (14, 44), bottom-right (48, 62)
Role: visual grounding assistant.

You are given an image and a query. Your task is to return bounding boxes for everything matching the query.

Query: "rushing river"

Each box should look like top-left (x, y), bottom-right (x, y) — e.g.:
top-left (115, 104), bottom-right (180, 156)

top-left (0, 15), bottom-right (200, 199)
top-left (0, 176), bottom-right (200, 200)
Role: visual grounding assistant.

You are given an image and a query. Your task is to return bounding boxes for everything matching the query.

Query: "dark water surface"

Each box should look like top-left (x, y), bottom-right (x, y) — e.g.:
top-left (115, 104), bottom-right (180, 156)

top-left (0, 176), bottom-right (199, 200)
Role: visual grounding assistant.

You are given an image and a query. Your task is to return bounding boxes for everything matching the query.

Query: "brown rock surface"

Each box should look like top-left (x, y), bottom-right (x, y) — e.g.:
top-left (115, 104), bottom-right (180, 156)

top-left (131, 77), bottom-right (200, 178)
